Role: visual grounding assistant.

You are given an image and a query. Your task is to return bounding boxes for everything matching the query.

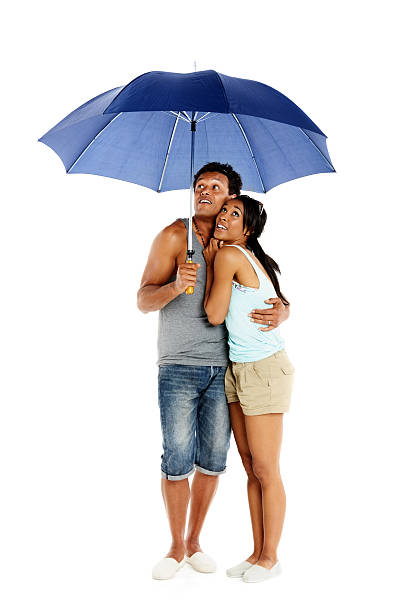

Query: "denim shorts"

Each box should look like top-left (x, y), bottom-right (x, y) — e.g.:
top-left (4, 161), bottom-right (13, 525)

top-left (158, 364), bottom-right (231, 480)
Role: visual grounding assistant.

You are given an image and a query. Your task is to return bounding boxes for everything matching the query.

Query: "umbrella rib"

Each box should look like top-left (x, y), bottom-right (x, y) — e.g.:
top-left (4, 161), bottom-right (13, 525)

top-left (67, 113), bottom-right (123, 173)
top-left (158, 113), bottom-right (181, 192)
top-left (299, 128), bottom-right (335, 171)
top-left (196, 112), bottom-right (212, 123)
top-left (169, 111), bottom-right (190, 123)
top-left (232, 113), bottom-right (266, 193)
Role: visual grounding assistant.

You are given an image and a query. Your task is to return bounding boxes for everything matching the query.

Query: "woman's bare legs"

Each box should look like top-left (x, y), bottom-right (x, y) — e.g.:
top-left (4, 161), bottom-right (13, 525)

top-left (229, 401), bottom-right (264, 564)
top-left (244, 412), bottom-right (285, 569)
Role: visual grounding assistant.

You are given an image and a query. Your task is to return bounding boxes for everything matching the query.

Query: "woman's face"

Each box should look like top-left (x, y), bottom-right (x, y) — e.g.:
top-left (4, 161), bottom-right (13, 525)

top-left (213, 199), bottom-right (247, 243)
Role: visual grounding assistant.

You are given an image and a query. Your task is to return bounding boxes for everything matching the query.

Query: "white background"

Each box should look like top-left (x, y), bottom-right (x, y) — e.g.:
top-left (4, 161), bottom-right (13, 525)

top-left (1, 1), bottom-right (407, 610)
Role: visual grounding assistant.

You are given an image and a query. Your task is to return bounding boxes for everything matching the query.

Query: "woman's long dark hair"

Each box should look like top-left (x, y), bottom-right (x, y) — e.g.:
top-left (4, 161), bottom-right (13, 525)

top-left (238, 195), bottom-right (290, 307)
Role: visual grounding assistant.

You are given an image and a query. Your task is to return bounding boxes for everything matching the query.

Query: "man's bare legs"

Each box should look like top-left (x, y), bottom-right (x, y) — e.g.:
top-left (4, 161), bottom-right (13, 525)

top-left (161, 472), bottom-right (219, 561)
top-left (161, 479), bottom-right (190, 562)
top-left (185, 471), bottom-right (219, 556)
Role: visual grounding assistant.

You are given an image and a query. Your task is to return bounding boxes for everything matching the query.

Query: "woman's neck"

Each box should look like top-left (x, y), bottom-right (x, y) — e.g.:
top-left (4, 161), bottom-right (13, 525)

top-left (223, 237), bottom-right (248, 248)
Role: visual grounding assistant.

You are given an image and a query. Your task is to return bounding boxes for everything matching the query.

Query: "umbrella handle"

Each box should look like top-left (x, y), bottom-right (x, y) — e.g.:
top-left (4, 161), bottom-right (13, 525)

top-left (185, 255), bottom-right (194, 295)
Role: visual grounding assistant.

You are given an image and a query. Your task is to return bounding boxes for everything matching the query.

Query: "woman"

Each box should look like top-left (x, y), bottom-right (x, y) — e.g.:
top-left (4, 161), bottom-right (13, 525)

top-left (203, 195), bottom-right (295, 584)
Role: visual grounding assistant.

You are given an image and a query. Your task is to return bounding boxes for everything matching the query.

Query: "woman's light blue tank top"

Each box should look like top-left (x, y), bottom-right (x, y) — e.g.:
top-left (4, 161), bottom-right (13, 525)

top-left (224, 245), bottom-right (285, 363)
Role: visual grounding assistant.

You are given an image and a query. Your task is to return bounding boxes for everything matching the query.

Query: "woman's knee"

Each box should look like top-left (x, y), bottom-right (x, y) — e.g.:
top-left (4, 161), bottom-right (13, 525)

top-left (252, 459), bottom-right (281, 484)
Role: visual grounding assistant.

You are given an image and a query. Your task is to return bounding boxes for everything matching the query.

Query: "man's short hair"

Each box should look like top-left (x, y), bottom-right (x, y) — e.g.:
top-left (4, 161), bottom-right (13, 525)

top-left (193, 162), bottom-right (242, 196)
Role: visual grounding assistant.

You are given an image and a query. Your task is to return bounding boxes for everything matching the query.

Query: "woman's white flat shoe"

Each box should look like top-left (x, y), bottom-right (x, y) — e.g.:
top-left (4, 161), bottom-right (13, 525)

top-left (243, 561), bottom-right (282, 583)
top-left (152, 557), bottom-right (185, 580)
top-left (185, 552), bottom-right (217, 573)
top-left (226, 560), bottom-right (254, 577)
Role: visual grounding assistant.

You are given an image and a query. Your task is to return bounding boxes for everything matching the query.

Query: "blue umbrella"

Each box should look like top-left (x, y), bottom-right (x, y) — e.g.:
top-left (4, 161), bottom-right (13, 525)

top-left (39, 70), bottom-right (334, 287)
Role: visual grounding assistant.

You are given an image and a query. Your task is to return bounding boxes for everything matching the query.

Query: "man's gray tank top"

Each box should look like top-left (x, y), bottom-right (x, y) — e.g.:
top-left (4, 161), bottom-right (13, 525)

top-left (157, 218), bottom-right (229, 366)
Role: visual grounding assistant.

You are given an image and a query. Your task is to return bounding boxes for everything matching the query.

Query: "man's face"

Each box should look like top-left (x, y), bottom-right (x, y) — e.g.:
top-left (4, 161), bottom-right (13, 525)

top-left (194, 172), bottom-right (236, 219)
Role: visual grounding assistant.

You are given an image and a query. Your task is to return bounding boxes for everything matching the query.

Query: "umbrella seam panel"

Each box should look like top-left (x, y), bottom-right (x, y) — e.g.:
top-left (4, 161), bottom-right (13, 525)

top-left (213, 71), bottom-right (230, 113)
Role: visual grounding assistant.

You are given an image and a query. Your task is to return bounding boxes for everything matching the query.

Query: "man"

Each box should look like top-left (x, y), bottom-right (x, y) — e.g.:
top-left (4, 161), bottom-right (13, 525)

top-left (137, 162), bottom-right (290, 580)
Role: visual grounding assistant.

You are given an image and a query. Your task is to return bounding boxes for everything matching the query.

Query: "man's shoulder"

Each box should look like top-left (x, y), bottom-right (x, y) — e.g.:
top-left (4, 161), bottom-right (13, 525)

top-left (159, 218), bottom-right (187, 241)
top-left (164, 218), bottom-right (187, 234)
top-left (154, 219), bottom-right (187, 250)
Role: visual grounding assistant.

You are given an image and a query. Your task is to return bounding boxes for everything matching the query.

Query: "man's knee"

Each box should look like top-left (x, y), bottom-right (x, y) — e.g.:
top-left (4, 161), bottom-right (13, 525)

top-left (240, 452), bottom-right (257, 480)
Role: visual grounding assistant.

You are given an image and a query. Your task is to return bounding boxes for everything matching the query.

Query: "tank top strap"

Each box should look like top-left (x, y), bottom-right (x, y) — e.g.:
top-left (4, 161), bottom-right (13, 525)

top-left (224, 244), bottom-right (264, 285)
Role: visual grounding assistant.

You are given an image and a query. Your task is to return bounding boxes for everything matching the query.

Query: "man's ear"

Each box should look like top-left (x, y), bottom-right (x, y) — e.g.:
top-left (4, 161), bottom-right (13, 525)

top-left (230, 193), bottom-right (237, 199)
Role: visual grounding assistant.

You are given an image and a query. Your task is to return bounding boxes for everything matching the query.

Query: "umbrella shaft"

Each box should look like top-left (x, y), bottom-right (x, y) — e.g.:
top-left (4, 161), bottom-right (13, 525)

top-left (188, 117), bottom-right (196, 252)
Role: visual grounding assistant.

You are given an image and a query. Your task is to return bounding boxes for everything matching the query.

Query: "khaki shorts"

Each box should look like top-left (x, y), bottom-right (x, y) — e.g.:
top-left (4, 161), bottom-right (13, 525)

top-left (225, 350), bottom-right (295, 416)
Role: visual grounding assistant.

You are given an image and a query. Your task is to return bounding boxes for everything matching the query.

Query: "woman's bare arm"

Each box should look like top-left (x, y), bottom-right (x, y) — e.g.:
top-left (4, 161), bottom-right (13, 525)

top-left (203, 244), bottom-right (238, 326)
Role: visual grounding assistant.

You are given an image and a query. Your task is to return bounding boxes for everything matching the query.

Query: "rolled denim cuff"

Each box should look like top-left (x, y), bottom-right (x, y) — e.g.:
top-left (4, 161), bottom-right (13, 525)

top-left (161, 467), bottom-right (195, 481)
top-left (195, 464), bottom-right (226, 477)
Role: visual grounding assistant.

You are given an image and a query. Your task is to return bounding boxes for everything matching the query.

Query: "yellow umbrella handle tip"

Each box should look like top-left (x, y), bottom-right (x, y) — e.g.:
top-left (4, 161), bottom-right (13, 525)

top-left (185, 256), bottom-right (194, 295)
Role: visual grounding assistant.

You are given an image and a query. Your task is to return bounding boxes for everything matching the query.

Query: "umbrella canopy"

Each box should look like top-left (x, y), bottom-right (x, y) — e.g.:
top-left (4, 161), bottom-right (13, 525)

top-left (39, 70), bottom-right (334, 194)
top-left (40, 68), bottom-right (334, 291)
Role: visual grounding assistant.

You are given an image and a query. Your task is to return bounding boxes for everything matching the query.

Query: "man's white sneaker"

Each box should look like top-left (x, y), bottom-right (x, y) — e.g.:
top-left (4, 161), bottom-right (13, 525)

top-left (185, 552), bottom-right (217, 573)
top-left (226, 560), bottom-right (254, 578)
top-left (152, 557), bottom-right (185, 580)
top-left (242, 561), bottom-right (282, 583)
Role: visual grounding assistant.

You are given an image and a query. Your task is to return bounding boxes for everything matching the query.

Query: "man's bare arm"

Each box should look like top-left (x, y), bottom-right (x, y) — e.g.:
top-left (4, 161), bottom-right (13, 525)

top-left (249, 298), bottom-right (290, 332)
top-left (137, 224), bottom-right (199, 313)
